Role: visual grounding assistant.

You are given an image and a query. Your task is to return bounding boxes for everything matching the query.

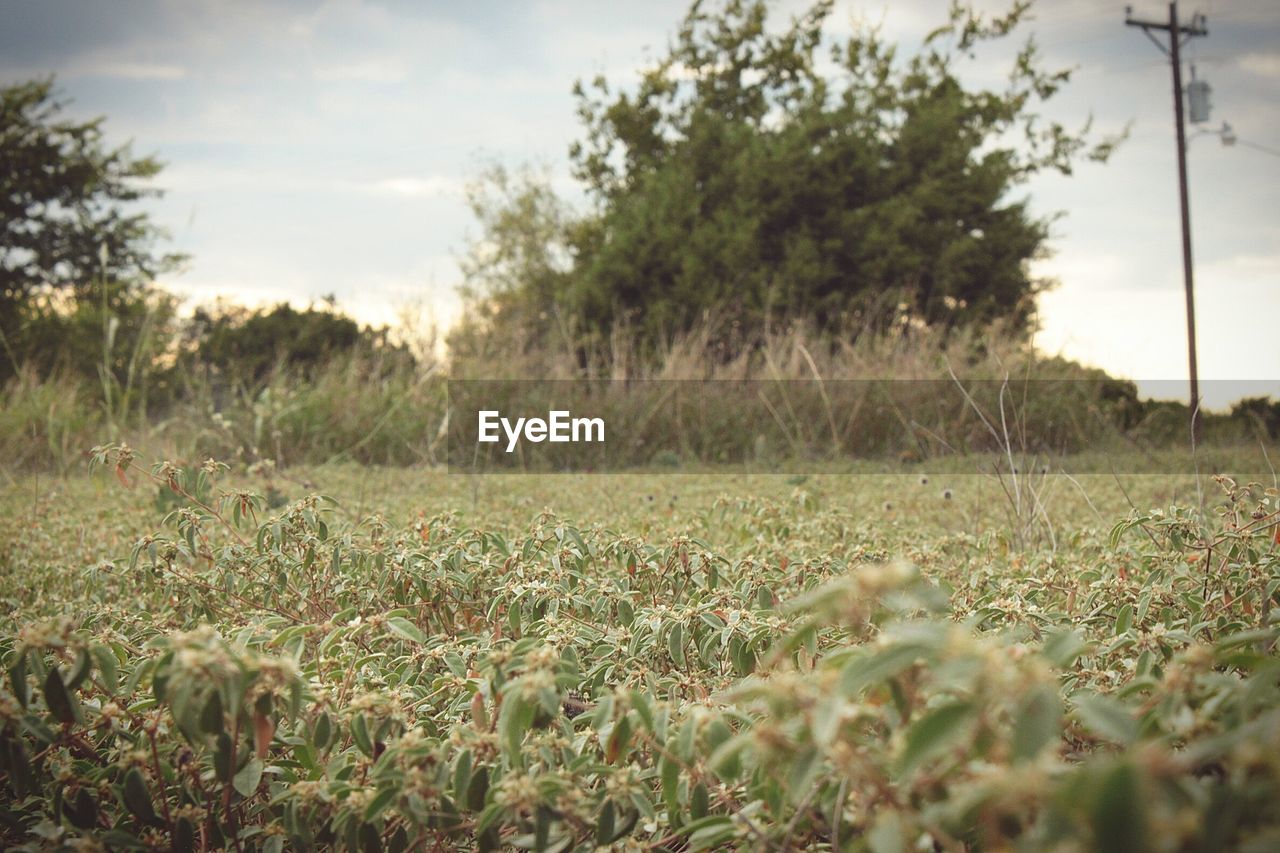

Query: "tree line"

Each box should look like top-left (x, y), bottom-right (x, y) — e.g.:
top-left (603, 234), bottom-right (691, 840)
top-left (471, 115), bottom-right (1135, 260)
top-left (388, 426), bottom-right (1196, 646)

top-left (5, 1), bottom-right (1130, 382)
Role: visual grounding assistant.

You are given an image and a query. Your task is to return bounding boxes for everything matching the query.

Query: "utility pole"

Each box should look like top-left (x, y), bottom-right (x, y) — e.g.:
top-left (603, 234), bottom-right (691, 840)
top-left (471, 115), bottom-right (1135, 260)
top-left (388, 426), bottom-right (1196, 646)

top-left (1126, 2), bottom-right (1208, 440)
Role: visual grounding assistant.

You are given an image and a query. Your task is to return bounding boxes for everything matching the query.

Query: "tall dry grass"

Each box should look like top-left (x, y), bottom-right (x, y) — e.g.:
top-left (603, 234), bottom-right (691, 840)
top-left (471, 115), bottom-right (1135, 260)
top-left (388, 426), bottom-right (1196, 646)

top-left (1, 317), bottom-right (1259, 474)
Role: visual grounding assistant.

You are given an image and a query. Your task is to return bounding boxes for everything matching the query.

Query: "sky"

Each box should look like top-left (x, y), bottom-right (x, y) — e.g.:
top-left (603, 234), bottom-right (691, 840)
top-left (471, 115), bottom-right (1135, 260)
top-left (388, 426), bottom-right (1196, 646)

top-left (2, 0), bottom-right (1277, 408)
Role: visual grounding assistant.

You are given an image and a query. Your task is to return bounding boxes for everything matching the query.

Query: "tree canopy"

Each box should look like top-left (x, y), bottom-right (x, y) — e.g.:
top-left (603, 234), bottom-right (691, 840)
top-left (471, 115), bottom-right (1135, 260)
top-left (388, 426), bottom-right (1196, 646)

top-left (459, 0), bottom-right (1120, 352)
top-left (1, 77), bottom-right (183, 375)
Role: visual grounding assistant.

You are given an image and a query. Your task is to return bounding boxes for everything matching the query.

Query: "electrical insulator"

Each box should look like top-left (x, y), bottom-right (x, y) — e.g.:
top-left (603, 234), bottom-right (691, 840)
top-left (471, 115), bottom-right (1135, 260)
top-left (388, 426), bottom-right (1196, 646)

top-left (1187, 77), bottom-right (1211, 124)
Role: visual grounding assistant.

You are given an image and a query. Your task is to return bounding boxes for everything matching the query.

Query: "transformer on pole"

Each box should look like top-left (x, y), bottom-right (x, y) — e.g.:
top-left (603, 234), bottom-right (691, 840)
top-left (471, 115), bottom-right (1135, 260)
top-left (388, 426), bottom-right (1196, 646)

top-left (1187, 68), bottom-right (1211, 124)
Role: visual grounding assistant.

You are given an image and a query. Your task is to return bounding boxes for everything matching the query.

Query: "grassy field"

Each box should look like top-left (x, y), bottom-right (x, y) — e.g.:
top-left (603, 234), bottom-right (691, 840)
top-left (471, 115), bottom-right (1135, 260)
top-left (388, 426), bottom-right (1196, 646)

top-left (2, 451), bottom-right (1279, 850)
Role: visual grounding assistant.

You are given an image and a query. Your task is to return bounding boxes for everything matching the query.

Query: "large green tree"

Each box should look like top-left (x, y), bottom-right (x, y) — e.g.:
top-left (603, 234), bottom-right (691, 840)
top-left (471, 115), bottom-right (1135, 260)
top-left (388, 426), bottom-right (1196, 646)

top-left (1, 77), bottom-right (183, 375)
top-left (466, 0), bottom-right (1120, 350)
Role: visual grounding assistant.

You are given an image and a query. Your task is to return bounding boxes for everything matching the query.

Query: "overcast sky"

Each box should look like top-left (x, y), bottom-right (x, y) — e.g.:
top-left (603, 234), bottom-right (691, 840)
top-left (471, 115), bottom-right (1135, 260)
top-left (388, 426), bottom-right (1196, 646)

top-left (2, 0), bottom-right (1277, 407)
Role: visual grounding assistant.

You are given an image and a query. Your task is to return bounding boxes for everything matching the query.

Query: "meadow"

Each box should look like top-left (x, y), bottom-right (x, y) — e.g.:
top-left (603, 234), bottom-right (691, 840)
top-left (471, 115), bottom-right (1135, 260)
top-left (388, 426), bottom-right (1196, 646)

top-left (4, 1), bottom-right (1278, 846)
top-left (2, 446), bottom-right (1278, 850)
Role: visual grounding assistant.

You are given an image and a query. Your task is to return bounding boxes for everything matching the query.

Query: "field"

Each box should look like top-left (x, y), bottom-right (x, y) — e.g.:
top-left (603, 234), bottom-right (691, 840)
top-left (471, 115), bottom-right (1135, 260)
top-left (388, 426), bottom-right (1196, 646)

top-left (2, 449), bottom-right (1279, 851)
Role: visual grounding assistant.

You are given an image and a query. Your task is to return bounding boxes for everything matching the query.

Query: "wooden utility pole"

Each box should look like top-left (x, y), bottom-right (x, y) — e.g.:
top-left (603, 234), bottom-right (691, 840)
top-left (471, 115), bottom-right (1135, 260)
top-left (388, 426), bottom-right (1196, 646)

top-left (1125, 2), bottom-right (1208, 439)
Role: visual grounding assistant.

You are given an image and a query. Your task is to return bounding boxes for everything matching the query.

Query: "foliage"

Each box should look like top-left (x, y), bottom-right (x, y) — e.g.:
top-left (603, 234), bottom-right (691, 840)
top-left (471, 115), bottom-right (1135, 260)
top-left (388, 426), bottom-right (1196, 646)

top-left (183, 301), bottom-right (414, 388)
top-left (0, 77), bottom-right (184, 380)
top-left (1231, 397), bottom-right (1280, 442)
top-left (0, 293), bottom-right (429, 471)
top-left (15, 281), bottom-right (183, 432)
top-left (462, 0), bottom-right (1122, 351)
top-left (1, 313), bottom-right (1271, 474)
top-left (452, 165), bottom-right (578, 358)
top-left (1, 451), bottom-right (1277, 849)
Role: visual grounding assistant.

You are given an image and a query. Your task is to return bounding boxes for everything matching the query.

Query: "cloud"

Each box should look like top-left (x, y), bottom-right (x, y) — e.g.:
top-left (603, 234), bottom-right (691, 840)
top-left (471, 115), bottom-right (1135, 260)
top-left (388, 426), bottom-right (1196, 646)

top-left (1238, 52), bottom-right (1280, 78)
top-left (312, 60), bottom-right (408, 83)
top-left (158, 166), bottom-right (464, 199)
top-left (1036, 249), bottom-right (1280, 405)
top-left (360, 176), bottom-right (463, 198)
top-left (79, 61), bottom-right (188, 80)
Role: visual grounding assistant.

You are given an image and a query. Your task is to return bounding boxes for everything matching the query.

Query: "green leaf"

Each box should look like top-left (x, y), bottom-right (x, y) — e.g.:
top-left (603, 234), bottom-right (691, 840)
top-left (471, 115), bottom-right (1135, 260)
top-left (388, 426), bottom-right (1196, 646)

top-left (8, 654), bottom-right (28, 708)
top-left (43, 666), bottom-right (79, 724)
top-left (812, 694), bottom-right (842, 747)
top-left (66, 648), bottom-right (93, 690)
top-left (676, 718), bottom-right (697, 762)
top-left (605, 715), bottom-right (632, 764)
top-left (1215, 627), bottom-right (1279, 652)
top-left (686, 816), bottom-right (734, 850)
top-left (359, 820), bottom-right (383, 852)
top-left (1072, 694), bottom-right (1138, 746)
top-left (498, 694), bottom-right (534, 762)
top-left (173, 817), bottom-right (196, 853)
top-left (595, 798), bottom-right (616, 846)
top-left (629, 689), bottom-right (654, 731)
top-left (1011, 685), bottom-right (1061, 763)
top-left (466, 765), bottom-right (490, 811)
top-left (1091, 761), bottom-right (1145, 853)
top-left (896, 700), bottom-right (974, 777)
top-left (668, 622), bottom-right (687, 668)
top-left (214, 732), bottom-right (234, 781)
top-left (352, 713), bottom-right (374, 757)
top-left (314, 711), bottom-right (333, 750)
top-left (839, 643), bottom-right (925, 697)
top-left (708, 731), bottom-right (749, 781)
top-left (660, 752), bottom-right (680, 815)
top-left (533, 804), bottom-right (552, 850)
top-left (122, 766), bottom-right (160, 826)
top-left (1042, 627), bottom-right (1088, 668)
top-left (1114, 604), bottom-right (1133, 636)
top-left (690, 781), bottom-right (709, 820)
top-left (91, 644), bottom-right (119, 694)
top-left (233, 757), bottom-right (264, 797)
top-left (453, 750), bottom-right (472, 803)
top-left (364, 786), bottom-right (398, 822)
top-left (386, 617), bottom-right (427, 644)
top-left (199, 690), bottom-right (224, 735)
top-left (66, 787), bottom-right (98, 829)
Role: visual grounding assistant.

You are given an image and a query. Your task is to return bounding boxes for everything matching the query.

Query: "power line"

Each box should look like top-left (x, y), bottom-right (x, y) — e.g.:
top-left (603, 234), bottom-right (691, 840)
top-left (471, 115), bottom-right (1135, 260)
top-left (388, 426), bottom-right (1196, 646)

top-left (1237, 138), bottom-right (1280, 159)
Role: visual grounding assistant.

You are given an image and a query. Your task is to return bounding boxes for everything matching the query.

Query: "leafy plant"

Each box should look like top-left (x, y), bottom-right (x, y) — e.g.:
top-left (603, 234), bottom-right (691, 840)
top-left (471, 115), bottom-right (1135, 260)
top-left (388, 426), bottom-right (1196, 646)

top-left (2, 450), bottom-right (1277, 848)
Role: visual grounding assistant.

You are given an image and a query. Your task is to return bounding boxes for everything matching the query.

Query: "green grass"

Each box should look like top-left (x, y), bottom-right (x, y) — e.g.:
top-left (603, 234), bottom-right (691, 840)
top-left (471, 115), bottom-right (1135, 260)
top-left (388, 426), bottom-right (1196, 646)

top-left (1, 453), bottom-right (1278, 849)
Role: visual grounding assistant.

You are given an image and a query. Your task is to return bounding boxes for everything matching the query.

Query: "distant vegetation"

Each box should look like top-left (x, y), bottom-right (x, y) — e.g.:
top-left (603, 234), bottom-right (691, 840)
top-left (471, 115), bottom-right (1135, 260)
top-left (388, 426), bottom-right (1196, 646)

top-left (1, 77), bottom-right (183, 383)
top-left (452, 0), bottom-right (1121, 357)
top-left (0, 4), bottom-right (1272, 477)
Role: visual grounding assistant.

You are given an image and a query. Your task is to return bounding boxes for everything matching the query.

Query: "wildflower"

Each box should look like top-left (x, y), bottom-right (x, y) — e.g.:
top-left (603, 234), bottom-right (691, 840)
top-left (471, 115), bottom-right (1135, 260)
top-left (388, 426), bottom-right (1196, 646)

top-left (941, 488), bottom-right (953, 501)
top-left (918, 475), bottom-right (929, 485)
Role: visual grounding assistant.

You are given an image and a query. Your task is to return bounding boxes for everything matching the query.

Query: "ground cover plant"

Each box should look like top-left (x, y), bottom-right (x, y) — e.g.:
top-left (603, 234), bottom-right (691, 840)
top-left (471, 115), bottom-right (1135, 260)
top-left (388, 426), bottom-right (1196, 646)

top-left (2, 448), bottom-right (1278, 850)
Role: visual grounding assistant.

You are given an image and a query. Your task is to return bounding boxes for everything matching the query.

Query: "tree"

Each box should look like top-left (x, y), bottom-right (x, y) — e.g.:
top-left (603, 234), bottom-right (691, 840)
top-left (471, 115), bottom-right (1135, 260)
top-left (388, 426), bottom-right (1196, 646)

top-left (451, 163), bottom-right (577, 357)
top-left (1, 77), bottom-right (183, 375)
top-left (495, 0), bottom-right (1120, 348)
top-left (187, 301), bottom-right (411, 387)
